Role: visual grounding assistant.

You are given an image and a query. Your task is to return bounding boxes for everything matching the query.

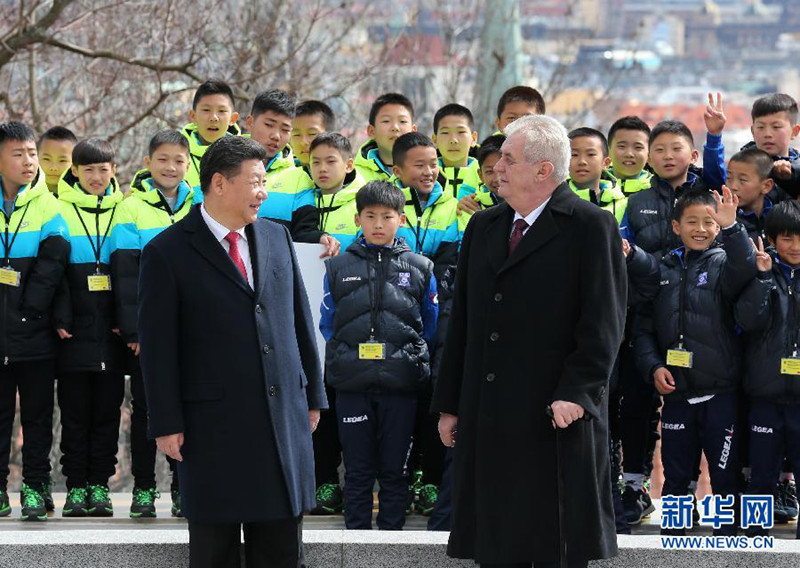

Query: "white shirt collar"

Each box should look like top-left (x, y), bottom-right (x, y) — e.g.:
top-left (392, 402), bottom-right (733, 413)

top-left (200, 204), bottom-right (247, 243)
top-left (513, 197), bottom-right (551, 227)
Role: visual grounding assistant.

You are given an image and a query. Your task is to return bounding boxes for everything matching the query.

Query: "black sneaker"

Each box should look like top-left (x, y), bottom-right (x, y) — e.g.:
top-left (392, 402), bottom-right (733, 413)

top-left (62, 487), bottom-right (88, 517)
top-left (171, 489), bottom-right (182, 517)
top-left (42, 481), bottom-right (54, 513)
top-left (622, 485), bottom-right (646, 525)
top-left (87, 484), bottom-right (113, 517)
top-left (130, 487), bottom-right (159, 519)
top-left (782, 479), bottom-right (798, 520)
top-left (775, 483), bottom-right (790, 524)
top-left (416, 484), bottom-right (439, 516)
top-left (0, 488), bottom-right (10, 517)
top-left (312, 483), bottom-right (344, 515)
top-left (20, 484), bottom-right (47, 521)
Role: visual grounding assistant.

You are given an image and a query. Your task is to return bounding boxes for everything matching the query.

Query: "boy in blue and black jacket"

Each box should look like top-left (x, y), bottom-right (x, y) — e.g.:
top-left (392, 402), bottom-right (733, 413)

top-left (320, 181), bottom-right (438, 531)
top-left (735, 200), bottom-right (800, 537)
top-left (632, 188), bottom-right (757, 536)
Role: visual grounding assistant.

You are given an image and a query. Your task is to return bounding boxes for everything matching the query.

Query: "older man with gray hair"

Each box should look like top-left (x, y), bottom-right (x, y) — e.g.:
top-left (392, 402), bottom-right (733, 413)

top-left (433, 115), bottom-right (627, 568)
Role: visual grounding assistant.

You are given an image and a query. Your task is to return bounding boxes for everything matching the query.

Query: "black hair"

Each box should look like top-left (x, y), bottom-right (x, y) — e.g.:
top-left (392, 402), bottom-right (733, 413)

top-left (476, 134), bottom-right (506, 167)
top-left (250, 89), bottom-right (296, 120)
top-left (672, 188), bottom-right (715, 222)
top-left (752, 93), bottom-right (799, 124)
top-left (392, 132), bottom-right (436, 168)
top-left (192, 79), bottom-right (235, 110)
top-left (355, 180), bottom-right (406, 214)
top-left (607, 116), bottom-right (651, 145)
top-left (295, 100), bottom-right (335, 130)
top-left (433, 103), bottom-right (474, 133)
top-left (766, 200), bottom-right (800, 241)
top-left (0, 122), bottom-right (36, 148)
top-left (148, 129), bottom-right (190, 157)
top-left (729, 148), bottom-right (774, 181)
top-left (72, 138), bottom-right (115, 166)
top-left (368, 93), bottom-right (414, 126)
top-left (199, 136), bottom-right (266, 194)
top-left (650, 120), bottom-right (694, 148)
top-left (568, 127), bottom-right (609, 157)
top-left (309, 132), bottom-right (353, 160)
top-left (496, 86), bottom-right (545, 118)
top-left (38, 126), bottom-right (77, 146)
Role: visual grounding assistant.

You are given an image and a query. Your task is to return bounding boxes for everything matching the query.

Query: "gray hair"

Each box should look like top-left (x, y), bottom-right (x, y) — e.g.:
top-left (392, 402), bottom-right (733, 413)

top-left (504, 115), bottom-right (570, 183)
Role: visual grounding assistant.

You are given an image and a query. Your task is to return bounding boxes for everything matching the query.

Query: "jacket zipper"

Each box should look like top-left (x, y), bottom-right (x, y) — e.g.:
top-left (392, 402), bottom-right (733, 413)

top-left (95, 197), bottom-right (106, 372)
top-left (787, 268), bottom-right (797, 398)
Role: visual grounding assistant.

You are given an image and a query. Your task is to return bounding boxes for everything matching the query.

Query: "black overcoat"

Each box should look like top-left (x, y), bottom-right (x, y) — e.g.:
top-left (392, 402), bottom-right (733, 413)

top-left (138, 206), bottom-right (327, 523)
top-left (432, 183), bottom-right (626, 564)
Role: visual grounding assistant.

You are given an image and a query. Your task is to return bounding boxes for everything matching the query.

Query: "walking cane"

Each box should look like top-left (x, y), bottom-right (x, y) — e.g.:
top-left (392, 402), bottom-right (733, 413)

top-left (545, 405), bottom-right (568, 568)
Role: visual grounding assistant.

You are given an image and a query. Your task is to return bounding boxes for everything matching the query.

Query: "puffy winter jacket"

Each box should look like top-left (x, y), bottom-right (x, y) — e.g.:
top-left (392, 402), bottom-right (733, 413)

top-left (181, 122), bottom-right (242, 191)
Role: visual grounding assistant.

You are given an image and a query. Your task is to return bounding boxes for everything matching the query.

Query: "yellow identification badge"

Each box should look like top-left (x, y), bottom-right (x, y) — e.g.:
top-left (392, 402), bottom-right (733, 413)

top-left (667, 348), bottom-right (693, 369)
top-left (358, 342), bottom-right (386, 360)
top-left (87, 274), bottom-right (112, 292)
top-left (0, 267), bottom-right (21, 287)
top-left (781, 358), bottom-right (800, 376)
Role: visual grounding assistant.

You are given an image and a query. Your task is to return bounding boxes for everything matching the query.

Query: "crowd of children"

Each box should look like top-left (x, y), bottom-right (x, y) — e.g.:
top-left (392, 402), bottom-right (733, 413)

top-left (0, 81), bottom-right (799, 540)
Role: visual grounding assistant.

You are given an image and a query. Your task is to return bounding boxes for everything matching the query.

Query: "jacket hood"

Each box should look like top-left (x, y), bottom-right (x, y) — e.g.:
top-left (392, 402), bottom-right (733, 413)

top-left (129, 169), bottom-right (194, 207)
top-left (0, 168), bottom-right (50, 208)
top-left (346, 237), bottom-right (411, 257)
top-left (58, 170), bottom-right (123, 209)
top-left (181, 122), bottom-right (242, 154)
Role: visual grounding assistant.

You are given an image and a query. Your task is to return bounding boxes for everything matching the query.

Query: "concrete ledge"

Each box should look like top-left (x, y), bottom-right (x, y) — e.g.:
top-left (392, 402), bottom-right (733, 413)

top-left (1, 531), bottom-right (800, 567)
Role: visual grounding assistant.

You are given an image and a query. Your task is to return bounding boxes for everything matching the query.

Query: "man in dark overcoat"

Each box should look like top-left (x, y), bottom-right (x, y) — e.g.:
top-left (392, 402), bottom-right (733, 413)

top-left (433, 115), bottom-right (627, 568)
top-left (138, 136), bottom-right (326, 568)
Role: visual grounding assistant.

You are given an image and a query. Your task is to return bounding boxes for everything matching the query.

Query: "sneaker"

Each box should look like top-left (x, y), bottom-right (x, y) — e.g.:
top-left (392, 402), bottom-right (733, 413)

top-left (0, 488), bottom-right (10, 517)
top-left (42, 481), bottom-right (54, 513)
top-left (622, 485), bottom-right (653, 525)
top-left (775, 483), bottom-right (789, 524)
top-left (171, 488), bottom-right (182, 517)
top-left (130, 487), bottom-right (159, 519)
top-left (62, 487), bottom-right (88, 518)
top-left (312, 483), bottom-right (344, 515)
top-left (20, 484), bottom-right (47, 521)
top-left (416, 484), bottom-right (439, 516)
top-left (406, 470), bottom-right (423, 515)
top-left (782, 479), bottom-right (798, 520)
top-left (87, 484), bottom-right (113, 517)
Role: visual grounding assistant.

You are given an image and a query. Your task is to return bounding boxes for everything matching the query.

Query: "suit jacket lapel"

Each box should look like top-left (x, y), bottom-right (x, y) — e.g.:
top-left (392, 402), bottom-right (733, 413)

top-left (184, 207), bottom-right (253, 297)
top-left (247, 221), bottom-right (271, 303)
top-left (485, 203), bottom-right (515, 275)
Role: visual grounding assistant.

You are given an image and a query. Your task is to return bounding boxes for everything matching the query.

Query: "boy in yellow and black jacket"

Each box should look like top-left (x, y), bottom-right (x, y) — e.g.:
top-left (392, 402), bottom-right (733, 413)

top-left (0, 123), bottom-right (70, 521)
top-left (354, 93), bottom-right (417, 183)
top-left (567, 127), bottom-right (627, 224)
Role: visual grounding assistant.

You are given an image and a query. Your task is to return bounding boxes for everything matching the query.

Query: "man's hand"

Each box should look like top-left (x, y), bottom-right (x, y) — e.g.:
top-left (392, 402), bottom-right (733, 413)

top-left (156, 433), bottom-right (184, 462)
top-left (438, 413), bottom-right (458, 447)
top-left (56, 328), bottom-right (72, 339)
top-left (773, 160), bottom-right (792, 180)
top-left (707, 185), bottom-right (739, 229)
top-left (550, 400), bottom-right (584, 429)
top-left (704, 91), bottom-right (727, 136)
top-left (457, 194), bottom-right (480, 214)
top-left (752, 236), bottom-right (773, 272)
top-left (654, 367), bottom-right (676, 395)
top-left (127, 342), bottom-right (140, 356)
top-left (319, 235), bottom-right (341, 258)
top-left (309, 409), bottom-right (320, 433)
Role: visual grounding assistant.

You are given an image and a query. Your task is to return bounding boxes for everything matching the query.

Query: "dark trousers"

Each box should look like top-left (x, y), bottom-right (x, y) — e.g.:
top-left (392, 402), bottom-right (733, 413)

top-left (313, 383), bottom-right (341, 487)
top-left (58, 370), bottom-right (125, 488)
top-left (0, 359), bottom-right (55, 489)
top-left (618, 342), bottom-right (660, 477)
top-left (427, 447), bottom-right (453, 531)
top-left (661, 392), bottom-right (739, 533)
top-left (130, 362), bottom-right (178, 490)
top-left (409, 382), bottom-right (446, 487)
top-left (189, 517), bottom-right (302, 568)
top-left (336, 390), bottom-right (416, 530)
top-left (747, 399), bottom-right (800, 538)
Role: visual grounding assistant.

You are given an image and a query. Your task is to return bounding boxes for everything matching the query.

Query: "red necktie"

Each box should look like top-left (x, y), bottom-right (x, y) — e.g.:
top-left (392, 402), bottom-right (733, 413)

top-left (224, 232), bottom-right (248, 281)
top-left (508, 218), bottom-right (529, 255)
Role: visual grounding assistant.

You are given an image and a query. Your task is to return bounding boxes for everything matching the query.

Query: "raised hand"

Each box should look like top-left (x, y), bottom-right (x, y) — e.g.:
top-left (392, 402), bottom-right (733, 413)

top-left (704, 92), bottom-right (727, 136)
top-left (707, 185), bottom-right (739, 229)
top-left (751, 236), bottom-right (773, 272)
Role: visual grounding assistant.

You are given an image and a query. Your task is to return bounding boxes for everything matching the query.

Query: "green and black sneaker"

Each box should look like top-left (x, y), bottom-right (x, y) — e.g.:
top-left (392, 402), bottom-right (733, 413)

top-left (20, 484), bottom-right (47, 521)
top-left (312, 483), bottom-right (344, 515)
top-left (62, 487), bottom-right (88, 518)
top-left (171, 489), bottom-right (182, 517)
top-left (87, 484), bottom-right (113, 517)
top-left (0, 488), bottom-right (10, 517)
top-left (406, 469), bottom-right (423, 515)
top-left (416, 484), bottom-right (439, 516)
top-left (130, 487), bottom-right (159, 519)
top-left (42, 481), bottom-right (55, 513)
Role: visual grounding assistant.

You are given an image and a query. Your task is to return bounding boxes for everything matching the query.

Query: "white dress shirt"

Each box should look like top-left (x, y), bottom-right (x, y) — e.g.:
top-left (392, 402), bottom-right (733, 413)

top-left (200, 204), bottom-right (254, 289)
top-left (511, 197), bottom-right (551, 236)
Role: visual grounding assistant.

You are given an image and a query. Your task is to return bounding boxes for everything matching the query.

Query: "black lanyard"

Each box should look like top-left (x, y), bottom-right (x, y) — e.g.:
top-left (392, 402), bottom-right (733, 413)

top-left (316, 192), bottom-right (340, 232)
top-left (2, 204), bottom-right (30, 266)
top-left (408, 188), bottom-right (436, 254)
top-left (73, 201), bottom-right (117, 273)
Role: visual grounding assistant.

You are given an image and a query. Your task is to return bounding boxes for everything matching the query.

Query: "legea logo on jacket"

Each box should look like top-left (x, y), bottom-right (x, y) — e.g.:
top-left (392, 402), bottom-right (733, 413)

top-left (640, 209), bottom-right (658, 215)
top-left (342, 276), bottom-right (361, 282)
